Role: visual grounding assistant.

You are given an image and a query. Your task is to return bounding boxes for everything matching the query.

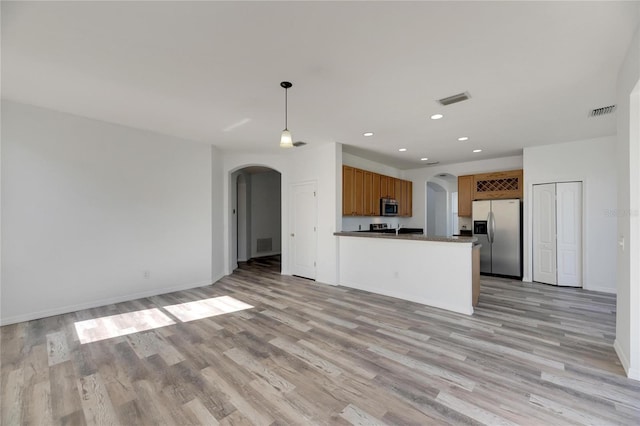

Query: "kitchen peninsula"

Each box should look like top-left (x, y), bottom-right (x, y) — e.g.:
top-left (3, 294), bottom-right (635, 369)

top-left (334, 232), bottom-right (480, 315)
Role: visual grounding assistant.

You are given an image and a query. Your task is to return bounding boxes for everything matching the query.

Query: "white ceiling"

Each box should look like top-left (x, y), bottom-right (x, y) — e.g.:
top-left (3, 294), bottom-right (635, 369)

top-left (2, 1), bottom-right (638, 169)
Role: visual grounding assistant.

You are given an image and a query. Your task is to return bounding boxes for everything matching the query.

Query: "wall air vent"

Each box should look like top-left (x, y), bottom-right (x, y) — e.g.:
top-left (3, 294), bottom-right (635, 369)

top-left (589, 105), bottom-right (616, 117)
top-left (438, 92), bottom-right (471, 106)
top-left (257, 238), bottom-right (272, 253)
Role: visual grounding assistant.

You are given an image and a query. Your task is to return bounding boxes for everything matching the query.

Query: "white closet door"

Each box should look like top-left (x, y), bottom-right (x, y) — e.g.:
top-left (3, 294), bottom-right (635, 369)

top-left (290, 182), bottom-right (317, 280)
top-left (533, 184), bottom-right (557, 285)
top-left (556, 182), bottom-right (582, 286)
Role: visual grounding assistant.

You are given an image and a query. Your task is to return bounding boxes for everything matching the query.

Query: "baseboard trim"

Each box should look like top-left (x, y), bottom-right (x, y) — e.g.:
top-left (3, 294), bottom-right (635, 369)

top-left (584, 284), bottom-right (616, 294)
top-left (613, 339), bottom-right (640, 380)
top-left (0, 279), bottom-right (214, 326)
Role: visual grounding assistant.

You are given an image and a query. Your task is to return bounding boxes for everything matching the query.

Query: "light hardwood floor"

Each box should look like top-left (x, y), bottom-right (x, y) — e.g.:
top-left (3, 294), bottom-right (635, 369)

top-left (2, 256), bottom-right (639, 425)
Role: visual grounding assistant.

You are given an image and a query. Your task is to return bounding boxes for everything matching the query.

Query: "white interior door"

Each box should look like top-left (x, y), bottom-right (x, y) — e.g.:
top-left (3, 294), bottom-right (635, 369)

top-left (556, 182), bottom-right (582, 287)
top-left (290, 182), bottom-right (317, 280)
top-left (533, 184), bottom-right (557, 285)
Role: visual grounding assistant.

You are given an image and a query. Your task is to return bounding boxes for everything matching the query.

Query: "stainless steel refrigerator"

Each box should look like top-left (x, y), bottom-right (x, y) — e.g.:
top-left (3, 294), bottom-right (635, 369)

top-left (472, 199), bottom-right (522, 278)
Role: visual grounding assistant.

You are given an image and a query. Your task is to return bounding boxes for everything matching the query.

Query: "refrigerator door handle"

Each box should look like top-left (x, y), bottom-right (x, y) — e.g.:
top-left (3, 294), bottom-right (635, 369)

top-left (488, 211), bottom-right (496, 243)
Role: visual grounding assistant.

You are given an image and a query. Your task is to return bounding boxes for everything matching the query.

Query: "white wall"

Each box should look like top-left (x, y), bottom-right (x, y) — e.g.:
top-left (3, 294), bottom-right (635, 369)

top-left (235, 173), bottom-right (249, 261)
top-left (426, 184), bottom-right (437, 235)
top-left (211, 146), bottom-right (225, 282)
top-left (426, 182), bottom-right (447, 236)
top-left (1, 101), bottom-right (214, 324)
top-left (250, 170), bottom-right (281, 257)
top-left (615, 17), bottom-right (640, 381)
top-left (523, 136), bottom-right (618, 293)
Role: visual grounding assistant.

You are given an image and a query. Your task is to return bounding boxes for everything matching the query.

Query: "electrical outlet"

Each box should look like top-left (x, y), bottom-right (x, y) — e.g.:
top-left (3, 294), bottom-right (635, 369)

top-left (143, 270), bottom-right (150, 279)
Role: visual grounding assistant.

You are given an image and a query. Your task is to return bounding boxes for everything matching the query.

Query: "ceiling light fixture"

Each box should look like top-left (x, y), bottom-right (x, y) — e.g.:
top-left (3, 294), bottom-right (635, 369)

top-left (399, 148), bottom-right (407, 152)
top-left (279, 81), bottom-right (293, 148)
top-left (363, 132), bottom-right (374, 137)
top-left (421, 157), bottom-right (429, 161)
top-left (473, 149), bottom-right (482, 153)
top-left (430, 114), bottom-right (443, 120)
top-left (458, 136), bottom-right (469, 141)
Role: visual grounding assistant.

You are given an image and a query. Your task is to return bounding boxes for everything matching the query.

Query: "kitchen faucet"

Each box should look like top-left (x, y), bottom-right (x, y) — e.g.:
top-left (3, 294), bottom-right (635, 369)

top-left (396, 224), bottom-right (403, 236)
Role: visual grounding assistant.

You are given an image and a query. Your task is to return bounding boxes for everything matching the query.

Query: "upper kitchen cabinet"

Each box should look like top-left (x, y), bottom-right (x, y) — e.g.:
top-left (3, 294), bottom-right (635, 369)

top-left (458, 175), bottom-right (474, 217)
top-left (343, 165), bottom-right (364, 216)
top-left (393, 178), bottom-right (402, 202)
top-left (473, 169), bottom-right (523, 201)
top-left (399, 179), bottom-right (413, 217)
top-left (342, 166), bottom-right (412, 217)
top-left (363, 171), bottom-right (380, 216)
top-left (380, 175), bottom-right (394, 199)
top-left (458, 170), bottom-right (524, 217)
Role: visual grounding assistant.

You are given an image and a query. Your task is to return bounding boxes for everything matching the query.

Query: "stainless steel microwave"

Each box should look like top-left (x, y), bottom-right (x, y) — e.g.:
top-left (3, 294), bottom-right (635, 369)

top-left (380, 198), bottom-right (398, 216)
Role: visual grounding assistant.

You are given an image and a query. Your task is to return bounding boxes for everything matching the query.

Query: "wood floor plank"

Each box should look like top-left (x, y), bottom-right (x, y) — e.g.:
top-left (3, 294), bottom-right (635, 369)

top-left (46, 331), bottom-right (71, 367)
top-left (183, 397), bottom-right (220, 426)
top-left (339, 403), bottom-right (388, 425)
top-left (76, 372), bottom-right (119, 426)
top-left (1, 369), bottom-right (24, 425)
top-left (200, 366), bottom-right (275, 426)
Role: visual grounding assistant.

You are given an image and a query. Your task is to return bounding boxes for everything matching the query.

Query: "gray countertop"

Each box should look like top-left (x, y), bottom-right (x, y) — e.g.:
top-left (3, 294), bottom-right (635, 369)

top-left (334, 231), bottom-right (478, 244)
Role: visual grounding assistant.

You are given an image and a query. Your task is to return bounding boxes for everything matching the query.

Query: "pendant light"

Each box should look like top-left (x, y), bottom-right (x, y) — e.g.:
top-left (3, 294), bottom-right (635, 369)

top-left (279, 81), bottom-right (293, 148)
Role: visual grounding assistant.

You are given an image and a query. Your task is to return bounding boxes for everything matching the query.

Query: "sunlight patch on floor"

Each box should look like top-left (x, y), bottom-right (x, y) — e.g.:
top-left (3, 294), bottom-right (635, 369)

top-left (163, 296), bottom-right (254, 322)
top-left (74, 308), bottom-right (175, 344)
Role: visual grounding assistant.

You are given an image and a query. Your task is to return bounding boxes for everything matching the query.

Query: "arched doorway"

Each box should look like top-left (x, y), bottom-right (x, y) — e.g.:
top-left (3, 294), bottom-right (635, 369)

top-left (426, 173), bottom-right (458, 237)
top-left (230, 166), bottom-right (282, 272)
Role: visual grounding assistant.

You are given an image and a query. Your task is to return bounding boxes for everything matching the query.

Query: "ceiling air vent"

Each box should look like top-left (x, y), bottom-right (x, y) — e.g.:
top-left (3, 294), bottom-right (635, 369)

top-left (589, 105), bottom-right (616, 117)
top-left (438, 92), bottom-right (471, 106)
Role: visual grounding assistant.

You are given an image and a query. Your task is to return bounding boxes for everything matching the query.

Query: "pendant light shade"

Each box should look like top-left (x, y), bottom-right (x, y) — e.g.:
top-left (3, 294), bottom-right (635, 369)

top-left (279, 81), bottom-right (294, 148)
top-left (280, 129), bottom-right (293, 148)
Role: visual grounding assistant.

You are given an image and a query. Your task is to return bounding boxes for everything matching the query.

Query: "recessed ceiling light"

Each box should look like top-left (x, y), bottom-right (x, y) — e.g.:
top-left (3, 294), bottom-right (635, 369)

top-left (399, 148), bottom-right (407, 152)
top-left (420, 157), bottom-right (429, 161)
top-left (473, 149), bottom-right (482, 153)
top-left (458, 136), bottom-right (469, 141)
top-left (430, 114), bottom-right (444, 120)
top-left (363, 132), bottom-right (374, 137)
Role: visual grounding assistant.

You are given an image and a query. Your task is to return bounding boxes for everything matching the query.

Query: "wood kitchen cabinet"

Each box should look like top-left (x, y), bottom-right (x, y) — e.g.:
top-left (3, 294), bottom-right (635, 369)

top-left (399, 179), bottom-right (412, 217)
top-left (363, 171), bottom-right (379, 216)
top-left (457, 169), bottom-right (523, 218)
top-left (342, 166), bottom-right (356, 215)
top-left (343, 166), bottom-right (369, 216)
top-left (393, 178), bottom-right (401, 202)
top-left (473, 169), bottom-right (523, 200)
top-left (343, 166), bottom-right (412, 217)
top-left (354, 168), bottom-right (365, 215)
top-left (379, 175), bottom-right (392, 199)
top-left (458, 174), bottom-right (474, 217)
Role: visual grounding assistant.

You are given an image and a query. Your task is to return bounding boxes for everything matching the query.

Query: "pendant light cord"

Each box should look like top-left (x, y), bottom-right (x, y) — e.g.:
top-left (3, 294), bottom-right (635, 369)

top-left (284, 87), bottom-right (288, 130)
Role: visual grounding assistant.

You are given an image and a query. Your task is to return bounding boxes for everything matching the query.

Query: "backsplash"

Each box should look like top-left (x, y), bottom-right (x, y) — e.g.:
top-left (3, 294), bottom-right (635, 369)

top-left (342, 216), bottom-right (400, 232)
top-left (458, 217), bottom-right (472, 232)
